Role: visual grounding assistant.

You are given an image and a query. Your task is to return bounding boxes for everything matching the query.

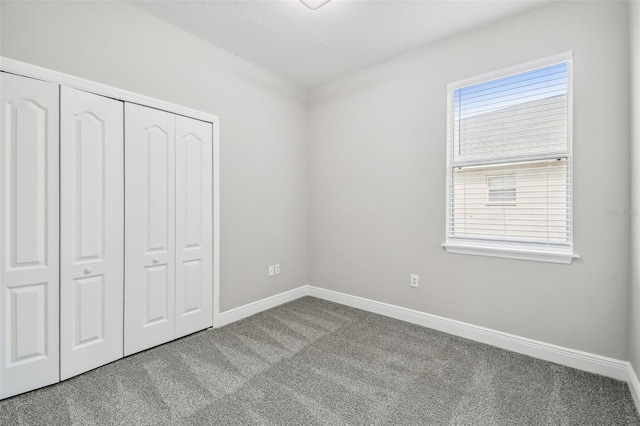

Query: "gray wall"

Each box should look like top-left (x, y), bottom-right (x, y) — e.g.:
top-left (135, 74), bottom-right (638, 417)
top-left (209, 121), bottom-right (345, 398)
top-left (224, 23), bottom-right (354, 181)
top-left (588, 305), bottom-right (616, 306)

top-left (0, 1), bottom-right (309, 312)
top-left (309, 1), bottom-right (631, 359)
top-left (2, 0), bottom-right (634, 361)
top-left (630, 0), bottom-right (640, 370)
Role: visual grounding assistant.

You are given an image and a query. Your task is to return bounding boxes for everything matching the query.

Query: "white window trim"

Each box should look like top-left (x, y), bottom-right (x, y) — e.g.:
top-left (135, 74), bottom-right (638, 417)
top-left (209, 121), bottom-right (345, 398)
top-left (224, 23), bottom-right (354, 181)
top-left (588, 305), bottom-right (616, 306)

top-left (442, 52), bottom-right (579, 264)
top-left (441, 242), bottom-right (579, 264)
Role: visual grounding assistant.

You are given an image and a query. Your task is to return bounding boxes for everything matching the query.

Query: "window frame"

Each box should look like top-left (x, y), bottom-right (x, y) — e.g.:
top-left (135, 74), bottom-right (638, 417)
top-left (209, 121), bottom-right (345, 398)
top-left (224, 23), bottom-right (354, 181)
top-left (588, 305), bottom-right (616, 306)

top-left (443, 52), bottom-right (579, 264)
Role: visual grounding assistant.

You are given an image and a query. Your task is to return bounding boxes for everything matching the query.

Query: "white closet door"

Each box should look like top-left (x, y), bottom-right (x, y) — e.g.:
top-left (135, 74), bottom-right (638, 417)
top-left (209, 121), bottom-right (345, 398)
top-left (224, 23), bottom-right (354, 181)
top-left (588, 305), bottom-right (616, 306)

top-left (0, 73), bottom-right (59, 399)
top-left (175, 116), bottom-right (213, 338)
top-left (124, 103), bottom-right (176, 356)
top-left (60, 87), bottom-right (124, 379)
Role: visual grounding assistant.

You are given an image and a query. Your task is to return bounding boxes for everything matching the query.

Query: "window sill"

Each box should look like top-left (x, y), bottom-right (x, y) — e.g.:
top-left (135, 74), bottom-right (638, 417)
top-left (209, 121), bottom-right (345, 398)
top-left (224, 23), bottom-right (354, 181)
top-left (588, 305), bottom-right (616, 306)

top-left (441, 242), bottom-right (579, 264)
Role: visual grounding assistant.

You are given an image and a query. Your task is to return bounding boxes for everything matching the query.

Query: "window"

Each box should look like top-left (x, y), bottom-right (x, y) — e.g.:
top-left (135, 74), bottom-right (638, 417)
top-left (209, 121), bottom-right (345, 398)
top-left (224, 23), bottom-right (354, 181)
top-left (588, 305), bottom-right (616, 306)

top-left (444, 54), bottom-right (576, 264)
top-left (487, 174), bottom-right (516, 205)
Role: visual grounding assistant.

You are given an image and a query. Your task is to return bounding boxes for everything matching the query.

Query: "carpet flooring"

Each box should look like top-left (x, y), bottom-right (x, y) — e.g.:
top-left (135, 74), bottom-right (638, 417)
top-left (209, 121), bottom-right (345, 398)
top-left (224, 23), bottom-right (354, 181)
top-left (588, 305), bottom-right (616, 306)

top-left (0, 296), bottom-right (638, 425)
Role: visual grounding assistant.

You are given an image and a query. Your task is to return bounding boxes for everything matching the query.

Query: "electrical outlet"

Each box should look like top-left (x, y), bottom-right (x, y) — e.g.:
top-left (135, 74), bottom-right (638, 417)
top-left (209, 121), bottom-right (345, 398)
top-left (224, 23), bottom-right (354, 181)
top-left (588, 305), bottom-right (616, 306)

top-left (410, 274), bottom-right (419, 288)
top-left (275, 264), bottom-right (281, 274)
top-left (268, 265), bottom-right (275, 277)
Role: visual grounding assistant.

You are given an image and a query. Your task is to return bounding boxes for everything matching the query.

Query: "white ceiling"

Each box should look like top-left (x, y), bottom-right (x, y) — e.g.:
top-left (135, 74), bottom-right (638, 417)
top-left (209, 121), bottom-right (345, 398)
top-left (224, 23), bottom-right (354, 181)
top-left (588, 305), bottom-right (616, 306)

top-left (131, 0), bottom-right (550, 88)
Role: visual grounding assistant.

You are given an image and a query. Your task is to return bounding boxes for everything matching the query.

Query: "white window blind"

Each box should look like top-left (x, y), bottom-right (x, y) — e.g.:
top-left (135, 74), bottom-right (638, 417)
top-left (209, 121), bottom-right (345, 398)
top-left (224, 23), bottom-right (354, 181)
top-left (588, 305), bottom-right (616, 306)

top-left (487, 174), bottom-right (516, 205)
top-left (446, 59), bottom-right (572, 255)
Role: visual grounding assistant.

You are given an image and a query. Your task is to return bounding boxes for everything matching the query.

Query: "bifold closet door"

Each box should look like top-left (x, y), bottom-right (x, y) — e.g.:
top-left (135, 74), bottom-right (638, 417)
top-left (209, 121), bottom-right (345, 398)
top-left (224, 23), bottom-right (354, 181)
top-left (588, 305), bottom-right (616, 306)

top-left (60, 87), bottom-right (124, 379)
top-left (0, 73), bottom-right (60, 398)
top-left (124, 103), bottom-right (176, 356)
top-left (175, 116), bottom-right (213, 337)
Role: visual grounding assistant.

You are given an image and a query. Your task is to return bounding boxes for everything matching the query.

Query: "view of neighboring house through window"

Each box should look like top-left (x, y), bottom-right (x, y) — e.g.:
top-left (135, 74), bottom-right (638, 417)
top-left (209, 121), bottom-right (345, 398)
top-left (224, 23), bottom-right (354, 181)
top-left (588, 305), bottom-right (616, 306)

top-left (487, 174), bottom-right (516, 205)
top-left (446, 58), bottom-right (572, 256)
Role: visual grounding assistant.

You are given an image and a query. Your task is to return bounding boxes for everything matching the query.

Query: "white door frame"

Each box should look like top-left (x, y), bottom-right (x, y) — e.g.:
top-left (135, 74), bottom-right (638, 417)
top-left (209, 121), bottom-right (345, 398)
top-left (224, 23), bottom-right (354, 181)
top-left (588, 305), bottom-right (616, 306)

top-left (0, 56), bottom-right (222, 328)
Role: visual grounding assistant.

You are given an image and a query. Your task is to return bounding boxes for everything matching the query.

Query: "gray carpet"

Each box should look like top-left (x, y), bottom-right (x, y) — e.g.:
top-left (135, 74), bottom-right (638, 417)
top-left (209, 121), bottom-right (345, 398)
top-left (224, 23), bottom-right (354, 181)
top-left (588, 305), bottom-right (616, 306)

top-left (1, 296), bottom-right (638, 425)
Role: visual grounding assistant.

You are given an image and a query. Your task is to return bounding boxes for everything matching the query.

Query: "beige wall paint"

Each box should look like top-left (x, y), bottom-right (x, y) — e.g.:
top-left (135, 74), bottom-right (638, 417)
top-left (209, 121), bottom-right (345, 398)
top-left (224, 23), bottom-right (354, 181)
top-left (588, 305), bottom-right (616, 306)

top-left (309, 1), bottom-right (631, 359)
top-left (0, 1), bottom-right (309, 312)
top-left (630, 0), bottom-right (640, 371)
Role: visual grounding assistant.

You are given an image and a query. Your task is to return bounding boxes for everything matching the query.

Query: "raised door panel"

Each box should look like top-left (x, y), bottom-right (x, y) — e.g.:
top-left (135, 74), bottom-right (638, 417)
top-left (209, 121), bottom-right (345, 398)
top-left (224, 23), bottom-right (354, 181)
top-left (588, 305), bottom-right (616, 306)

top-left (175, 116), bottom-right (213, 338)
top-left (60, 87), bottom-right (124, 380)
top-left (124, 103), bottom-right (175, 356)
top-left (0, 72), bottom-right (59, 399)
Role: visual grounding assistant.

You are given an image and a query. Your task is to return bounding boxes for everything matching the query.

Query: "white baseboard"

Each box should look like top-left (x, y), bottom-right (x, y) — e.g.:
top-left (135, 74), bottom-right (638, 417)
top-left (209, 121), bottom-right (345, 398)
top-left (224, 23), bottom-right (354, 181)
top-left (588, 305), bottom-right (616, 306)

top-left (307, 285), bottom-right (629, 381)
top-left (215, 285), bottom-right (309, 328)
top-left (629, 364), bottom-right (640, 412)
